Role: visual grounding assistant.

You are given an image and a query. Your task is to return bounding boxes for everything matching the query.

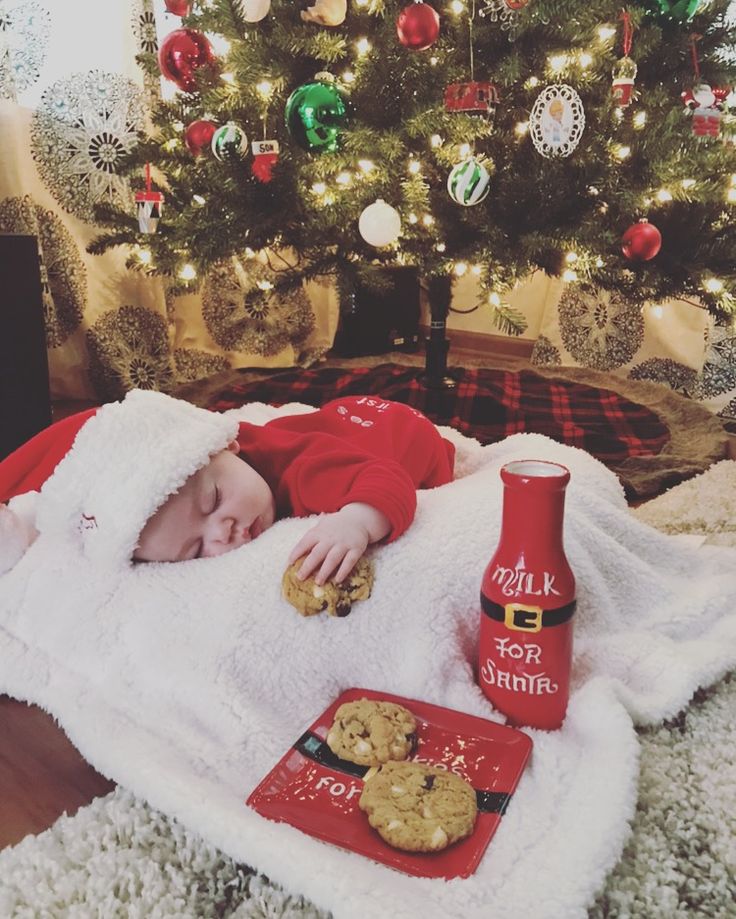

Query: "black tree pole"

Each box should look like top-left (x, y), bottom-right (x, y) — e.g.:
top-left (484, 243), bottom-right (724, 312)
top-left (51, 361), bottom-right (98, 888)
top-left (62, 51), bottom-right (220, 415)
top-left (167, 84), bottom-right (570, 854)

top-left (420, 274), bottom-right (458, 389)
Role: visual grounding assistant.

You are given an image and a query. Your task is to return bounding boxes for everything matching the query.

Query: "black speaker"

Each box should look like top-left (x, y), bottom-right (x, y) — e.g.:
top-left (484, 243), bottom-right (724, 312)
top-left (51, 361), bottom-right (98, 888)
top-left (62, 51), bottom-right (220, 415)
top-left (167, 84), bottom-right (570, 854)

top-left (332, 266), bottom-right (421, 357)
top-left (0, 235), bottom-right (52, 460)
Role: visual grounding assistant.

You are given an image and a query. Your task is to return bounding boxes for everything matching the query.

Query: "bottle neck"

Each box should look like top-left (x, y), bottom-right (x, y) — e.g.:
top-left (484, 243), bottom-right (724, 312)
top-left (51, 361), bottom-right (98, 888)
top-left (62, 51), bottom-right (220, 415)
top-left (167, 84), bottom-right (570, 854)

top-left (498, 482), bottom-right (567, 558)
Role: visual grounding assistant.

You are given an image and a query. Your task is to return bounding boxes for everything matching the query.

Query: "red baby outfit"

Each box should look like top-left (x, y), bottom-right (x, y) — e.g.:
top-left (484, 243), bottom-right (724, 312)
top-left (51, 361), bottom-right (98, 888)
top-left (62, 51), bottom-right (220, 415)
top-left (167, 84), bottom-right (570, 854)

top-left (0, 398), bottom-right (455, 542)
top-left (238, 397), bottom-right (455, 540)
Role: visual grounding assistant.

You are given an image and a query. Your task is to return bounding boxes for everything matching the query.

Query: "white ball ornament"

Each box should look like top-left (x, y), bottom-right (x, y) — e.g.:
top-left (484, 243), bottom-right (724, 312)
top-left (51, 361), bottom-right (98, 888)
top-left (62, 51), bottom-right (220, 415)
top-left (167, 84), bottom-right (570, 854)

top-left (237, 0), bottom-right (271, 23)
top-left (211, 122), bottom-right (248, 162)
top-left (358, 199), bottom-right (402, 247)
top-left (447, 157), bottom-right (491, 206)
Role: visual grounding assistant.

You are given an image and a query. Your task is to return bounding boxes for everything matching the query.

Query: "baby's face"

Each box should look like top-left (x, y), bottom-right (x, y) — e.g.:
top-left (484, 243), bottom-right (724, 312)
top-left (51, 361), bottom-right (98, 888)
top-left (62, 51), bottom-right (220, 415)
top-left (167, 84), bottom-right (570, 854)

top-left (134, 443), bottom-right (276, 562)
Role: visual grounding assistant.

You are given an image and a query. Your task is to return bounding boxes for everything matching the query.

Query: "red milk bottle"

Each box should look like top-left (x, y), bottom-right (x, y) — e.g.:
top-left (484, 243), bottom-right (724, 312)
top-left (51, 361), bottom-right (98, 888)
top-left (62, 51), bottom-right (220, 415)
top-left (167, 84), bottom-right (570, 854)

top-left (478, 460), bottom-right (576, 730)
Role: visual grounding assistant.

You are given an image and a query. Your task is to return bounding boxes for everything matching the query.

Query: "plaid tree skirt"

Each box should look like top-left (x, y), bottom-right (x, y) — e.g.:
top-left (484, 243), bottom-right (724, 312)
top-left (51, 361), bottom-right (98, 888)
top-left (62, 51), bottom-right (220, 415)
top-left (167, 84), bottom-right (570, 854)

top-left (203, 363), bottom-right (669, 476)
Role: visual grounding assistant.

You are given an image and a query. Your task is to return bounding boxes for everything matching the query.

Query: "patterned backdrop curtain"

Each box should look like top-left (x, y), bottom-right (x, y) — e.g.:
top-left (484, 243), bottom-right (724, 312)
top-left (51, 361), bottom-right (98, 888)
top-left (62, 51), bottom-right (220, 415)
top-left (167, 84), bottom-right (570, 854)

top-left (0, 0), bottom-right (336, 401)
top-left (530, 281), bottom-right (736, 430)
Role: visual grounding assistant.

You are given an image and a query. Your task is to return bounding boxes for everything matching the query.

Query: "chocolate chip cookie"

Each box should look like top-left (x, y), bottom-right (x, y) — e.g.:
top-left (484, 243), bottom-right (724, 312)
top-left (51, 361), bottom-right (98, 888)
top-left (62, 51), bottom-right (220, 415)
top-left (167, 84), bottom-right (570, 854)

top-left (359, 761), bottom-right (478, 852)
top-left (326, 699), bottom-right (417, 766)
top-left (282, 556), bottom-right (373, 617)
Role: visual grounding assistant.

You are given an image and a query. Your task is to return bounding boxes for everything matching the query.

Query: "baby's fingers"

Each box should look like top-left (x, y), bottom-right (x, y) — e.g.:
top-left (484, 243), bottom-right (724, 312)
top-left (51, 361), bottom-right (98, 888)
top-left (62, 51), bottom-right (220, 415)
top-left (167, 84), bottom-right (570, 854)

top-left (332, 549), bottom-right (363, 585)
top-left (288, 528), bottom-right (321, 566)
top-left (315, 546), bottom-right (350, 586)
top-left (295, 543), bottom-right (330, 581)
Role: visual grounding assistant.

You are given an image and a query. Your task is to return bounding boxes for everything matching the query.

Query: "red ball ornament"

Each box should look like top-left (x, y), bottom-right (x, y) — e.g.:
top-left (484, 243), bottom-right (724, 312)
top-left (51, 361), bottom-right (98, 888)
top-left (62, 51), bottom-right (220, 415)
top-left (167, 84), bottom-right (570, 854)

top-left (397, 2), bottom-right (440, 51)
top-left (621, 219), bottom-right (662, 262)
top-left (158, 28), bottom-right (216, 93)
top-left (184, 119), bottom-right (217, 156)
top-left (164, 0), bottom-right (192, 15)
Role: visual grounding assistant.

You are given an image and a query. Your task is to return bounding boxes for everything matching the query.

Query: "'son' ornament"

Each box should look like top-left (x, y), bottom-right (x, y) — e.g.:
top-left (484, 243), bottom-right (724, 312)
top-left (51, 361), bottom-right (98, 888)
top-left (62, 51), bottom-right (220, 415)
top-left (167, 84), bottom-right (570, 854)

top-left (621, 219), bottom-right (662, 262)
top-left (396, 2), bottom-right (440, 51)
top-left (529, 84), bottom-right (585, 158)
top-left (285, 79), bottom-right (348, 152)
top-left (237, 0), bottom-right (271, 23)
top-left (358, 199), bottom-right (401, 247)
top-left (251, 139), bottom-right (279, 182)
top-left (211, 122), bottom-right (248, 161)
top-left (447, 158), bottom-right (491, 206)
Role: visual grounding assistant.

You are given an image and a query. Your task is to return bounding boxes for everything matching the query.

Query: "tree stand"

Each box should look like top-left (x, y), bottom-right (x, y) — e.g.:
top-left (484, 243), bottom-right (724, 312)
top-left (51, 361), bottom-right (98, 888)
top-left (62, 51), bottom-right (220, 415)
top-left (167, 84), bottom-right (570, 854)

top-left (420, 275), bottom-right (458, 390)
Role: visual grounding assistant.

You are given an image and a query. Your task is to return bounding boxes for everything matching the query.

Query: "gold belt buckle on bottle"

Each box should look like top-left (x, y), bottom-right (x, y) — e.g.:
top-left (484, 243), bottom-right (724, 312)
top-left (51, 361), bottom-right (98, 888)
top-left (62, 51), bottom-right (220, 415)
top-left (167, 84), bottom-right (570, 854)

top-left (504, 602), bottom-right (543, 633)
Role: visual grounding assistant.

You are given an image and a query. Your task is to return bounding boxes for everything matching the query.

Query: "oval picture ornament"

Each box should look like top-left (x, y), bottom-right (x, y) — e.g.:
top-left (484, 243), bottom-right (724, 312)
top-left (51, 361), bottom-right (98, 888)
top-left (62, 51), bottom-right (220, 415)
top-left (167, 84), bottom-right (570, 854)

top-left (529, 84), bottom-right (585, 158)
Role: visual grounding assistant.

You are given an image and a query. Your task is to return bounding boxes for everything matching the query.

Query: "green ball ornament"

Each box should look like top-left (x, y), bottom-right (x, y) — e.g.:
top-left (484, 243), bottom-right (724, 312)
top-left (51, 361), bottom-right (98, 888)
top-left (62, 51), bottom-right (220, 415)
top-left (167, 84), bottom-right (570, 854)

top-left (284, 80), bottom-right (348, 152)
top-left (652, 0), bottom-right (700, 21)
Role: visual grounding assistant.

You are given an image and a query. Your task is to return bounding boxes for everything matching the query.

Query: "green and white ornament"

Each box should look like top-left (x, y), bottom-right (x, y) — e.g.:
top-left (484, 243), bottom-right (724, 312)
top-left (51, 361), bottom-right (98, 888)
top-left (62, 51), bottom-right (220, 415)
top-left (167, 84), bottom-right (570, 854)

top-left (211, 122), bottom-right (248, 162)
top-left (447, 158), bottom-right (491, 206)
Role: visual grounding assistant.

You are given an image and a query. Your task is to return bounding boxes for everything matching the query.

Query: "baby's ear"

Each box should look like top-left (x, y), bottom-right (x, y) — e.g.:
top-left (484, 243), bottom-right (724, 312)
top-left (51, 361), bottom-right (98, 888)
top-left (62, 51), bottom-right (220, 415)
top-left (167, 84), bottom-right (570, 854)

top-left (227, 440), bottom-right (240, 454)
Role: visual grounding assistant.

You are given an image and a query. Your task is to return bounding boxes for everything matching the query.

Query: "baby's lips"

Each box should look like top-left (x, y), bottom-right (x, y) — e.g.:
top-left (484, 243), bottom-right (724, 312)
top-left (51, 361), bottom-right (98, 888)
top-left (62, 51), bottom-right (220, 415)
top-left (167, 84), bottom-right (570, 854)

top-left (244, 516), bottom-right (265, 542)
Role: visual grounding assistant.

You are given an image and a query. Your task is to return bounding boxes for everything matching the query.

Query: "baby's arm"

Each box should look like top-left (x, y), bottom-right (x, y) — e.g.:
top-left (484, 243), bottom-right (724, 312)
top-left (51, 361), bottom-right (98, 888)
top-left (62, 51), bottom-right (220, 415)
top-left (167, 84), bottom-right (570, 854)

top-left (287, 502), bottom-right (390, 586)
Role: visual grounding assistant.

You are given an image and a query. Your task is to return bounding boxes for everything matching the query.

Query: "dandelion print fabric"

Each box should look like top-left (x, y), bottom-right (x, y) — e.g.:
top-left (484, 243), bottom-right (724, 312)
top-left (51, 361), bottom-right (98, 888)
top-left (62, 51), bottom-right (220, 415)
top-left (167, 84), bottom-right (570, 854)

top-left (0, 0), bottom-right (333, 400)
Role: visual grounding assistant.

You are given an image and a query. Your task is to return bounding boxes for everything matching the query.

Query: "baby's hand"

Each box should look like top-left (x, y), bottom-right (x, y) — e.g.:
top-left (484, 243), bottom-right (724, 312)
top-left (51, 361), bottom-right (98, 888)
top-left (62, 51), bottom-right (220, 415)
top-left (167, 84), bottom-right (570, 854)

top-left (288, 503), bottom-right (390, 586)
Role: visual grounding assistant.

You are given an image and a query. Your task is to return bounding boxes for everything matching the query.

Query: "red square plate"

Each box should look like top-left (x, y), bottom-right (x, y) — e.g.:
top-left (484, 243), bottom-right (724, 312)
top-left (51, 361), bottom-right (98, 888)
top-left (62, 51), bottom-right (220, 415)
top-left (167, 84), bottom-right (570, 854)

top-left (247, 688), bottom-right (533, 879)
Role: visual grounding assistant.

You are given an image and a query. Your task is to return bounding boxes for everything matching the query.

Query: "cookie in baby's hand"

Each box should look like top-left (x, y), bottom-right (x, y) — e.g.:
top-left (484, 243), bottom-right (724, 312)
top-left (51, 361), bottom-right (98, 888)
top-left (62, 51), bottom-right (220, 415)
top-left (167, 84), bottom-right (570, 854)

top-left (282, 556), bottom-right (373, 617)
top-left (359, 761), bottom-right (478, 853)
top-left (326, 699), bottom-right (417, 766)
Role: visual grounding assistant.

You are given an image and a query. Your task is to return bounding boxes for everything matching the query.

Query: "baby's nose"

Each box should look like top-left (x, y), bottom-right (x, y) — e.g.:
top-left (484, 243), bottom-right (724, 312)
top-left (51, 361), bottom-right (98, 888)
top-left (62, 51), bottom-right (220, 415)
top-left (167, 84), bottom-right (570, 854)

top-left (206, 515), bottom-right (236, 554)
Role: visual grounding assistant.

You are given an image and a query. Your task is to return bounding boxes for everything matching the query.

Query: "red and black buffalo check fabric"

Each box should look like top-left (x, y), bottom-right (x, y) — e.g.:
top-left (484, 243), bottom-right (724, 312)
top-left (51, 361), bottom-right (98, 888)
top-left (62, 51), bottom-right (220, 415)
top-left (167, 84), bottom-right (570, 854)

top-left (205, 363), bottom-right (669, 466)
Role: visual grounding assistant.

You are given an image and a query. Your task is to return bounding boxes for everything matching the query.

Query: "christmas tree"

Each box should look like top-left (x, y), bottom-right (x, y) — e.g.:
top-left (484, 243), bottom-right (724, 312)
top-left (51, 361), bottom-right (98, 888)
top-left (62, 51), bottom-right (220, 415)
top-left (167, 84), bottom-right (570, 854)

top-left (91, 0), bottom-right (736, 337)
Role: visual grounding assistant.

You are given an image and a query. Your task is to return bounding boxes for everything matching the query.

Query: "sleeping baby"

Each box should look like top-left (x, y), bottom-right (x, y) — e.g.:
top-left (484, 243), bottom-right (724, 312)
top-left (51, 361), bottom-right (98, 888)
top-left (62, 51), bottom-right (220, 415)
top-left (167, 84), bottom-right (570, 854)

top-left (0, 390), bottom-right (454, 587)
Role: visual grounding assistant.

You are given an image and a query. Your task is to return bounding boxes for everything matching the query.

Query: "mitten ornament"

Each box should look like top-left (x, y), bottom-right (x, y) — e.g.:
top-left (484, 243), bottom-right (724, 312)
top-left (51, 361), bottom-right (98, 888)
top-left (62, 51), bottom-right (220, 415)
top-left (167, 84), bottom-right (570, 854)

top-left (251, 139), bottom-right (279, 182)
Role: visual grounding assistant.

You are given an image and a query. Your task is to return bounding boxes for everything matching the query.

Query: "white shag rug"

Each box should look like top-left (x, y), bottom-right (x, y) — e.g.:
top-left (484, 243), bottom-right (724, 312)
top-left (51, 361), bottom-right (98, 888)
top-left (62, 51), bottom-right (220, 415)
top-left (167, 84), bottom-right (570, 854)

top-left (1, 461), bottom-right (735, 919)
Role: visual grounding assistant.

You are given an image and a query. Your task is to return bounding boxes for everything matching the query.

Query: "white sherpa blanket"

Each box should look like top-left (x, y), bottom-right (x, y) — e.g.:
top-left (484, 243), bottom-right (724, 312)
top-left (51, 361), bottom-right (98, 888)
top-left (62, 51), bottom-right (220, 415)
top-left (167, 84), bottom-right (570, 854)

top-left (2, 402), bottom-right (736, 919)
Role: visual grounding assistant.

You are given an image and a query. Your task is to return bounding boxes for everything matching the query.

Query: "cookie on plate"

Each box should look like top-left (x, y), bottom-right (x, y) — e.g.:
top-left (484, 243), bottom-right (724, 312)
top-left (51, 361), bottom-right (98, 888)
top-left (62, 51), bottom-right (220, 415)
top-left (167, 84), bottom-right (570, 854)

top-left (359, 761), bottom-right (478, 852)
top-left (326, 699), bottom-right (417, 766)
top-left (282, 556), bottom-right (373, 617)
